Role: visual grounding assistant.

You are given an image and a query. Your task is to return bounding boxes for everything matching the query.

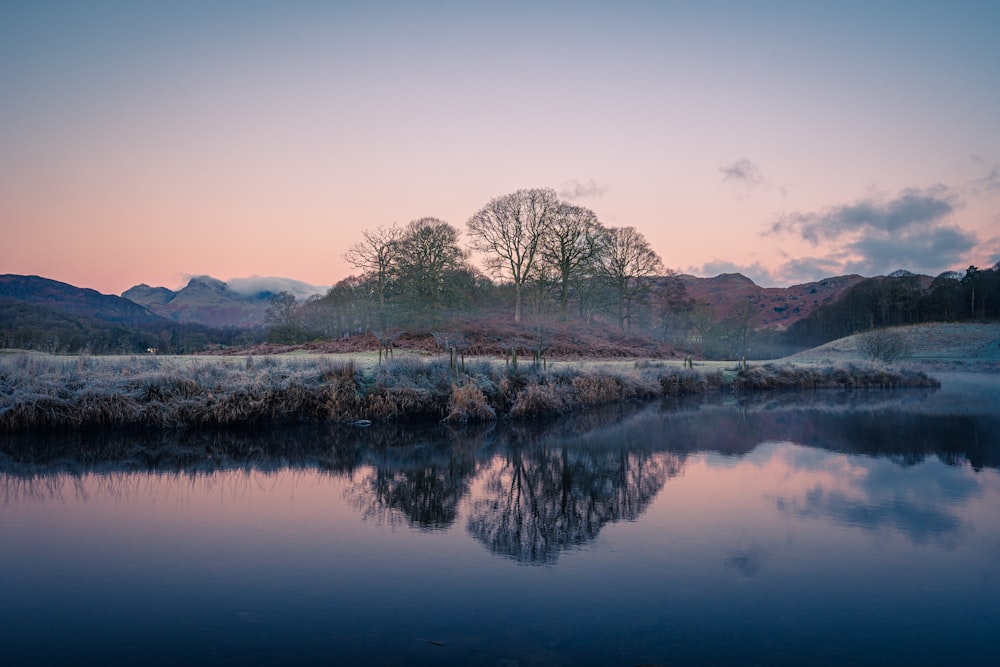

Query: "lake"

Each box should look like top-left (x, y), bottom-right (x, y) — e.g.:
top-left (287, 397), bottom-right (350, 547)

top-left (2, 372), bottom-right (998, 666)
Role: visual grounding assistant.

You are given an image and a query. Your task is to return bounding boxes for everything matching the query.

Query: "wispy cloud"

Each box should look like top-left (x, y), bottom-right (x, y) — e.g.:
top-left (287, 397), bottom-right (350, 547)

top-left (970, 165), bottom-right (1000, 195)
top-left (228, 276), bottom-right (329, 300)
top-left (769, 186), bottom-right (977, 277)
top-left (719, 158), bottom-right (764, 188)
top-left (559, 178), bottom-right (609, 200)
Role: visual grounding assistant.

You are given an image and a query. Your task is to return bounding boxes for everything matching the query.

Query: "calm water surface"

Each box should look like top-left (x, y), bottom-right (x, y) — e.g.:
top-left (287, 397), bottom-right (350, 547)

top-left (2, 373), bottom-right (999, 666)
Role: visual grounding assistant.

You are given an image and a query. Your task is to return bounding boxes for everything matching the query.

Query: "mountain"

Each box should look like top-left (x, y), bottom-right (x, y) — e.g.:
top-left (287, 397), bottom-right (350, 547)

top-left (123, 276), bottom-right (270, 328)
top-left (678, 273), bottom-right (867, 330)
top-left (0, 274), bottom-right (166, 326)
top-left (123, 276), bottom-right (329, 329)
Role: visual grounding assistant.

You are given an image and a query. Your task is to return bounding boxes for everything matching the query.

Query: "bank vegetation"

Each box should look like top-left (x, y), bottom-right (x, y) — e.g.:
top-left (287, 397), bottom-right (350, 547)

top-left (0, 352), bottom-right (939, 433)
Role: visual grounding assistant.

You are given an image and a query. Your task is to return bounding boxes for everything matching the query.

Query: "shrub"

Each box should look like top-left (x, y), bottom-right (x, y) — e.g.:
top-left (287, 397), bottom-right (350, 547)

top-left (445, 382), bottom-right (496, 423)
top-left (856, 329), bottom-right (911, 364)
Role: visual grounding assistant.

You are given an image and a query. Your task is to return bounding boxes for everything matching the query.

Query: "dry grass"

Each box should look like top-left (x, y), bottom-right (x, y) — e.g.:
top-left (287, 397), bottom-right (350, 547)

top-left (0, 351), bottom-right (944, 432)
top-left (732, 363), bottom-right (939, 390)
top-left (445, 382), bottom-right (496, 423)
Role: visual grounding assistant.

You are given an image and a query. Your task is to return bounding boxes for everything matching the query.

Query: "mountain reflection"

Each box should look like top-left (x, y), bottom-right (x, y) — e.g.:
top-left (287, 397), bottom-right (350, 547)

top-left (467, 446), bottom-right (680, 564)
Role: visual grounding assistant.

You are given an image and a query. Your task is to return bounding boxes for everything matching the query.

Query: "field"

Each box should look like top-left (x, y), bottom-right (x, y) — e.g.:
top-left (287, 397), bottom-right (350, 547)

top-left (788, 322), bottom-right (1000, 369)
top-left (0, 331), bottom-right (947, 432)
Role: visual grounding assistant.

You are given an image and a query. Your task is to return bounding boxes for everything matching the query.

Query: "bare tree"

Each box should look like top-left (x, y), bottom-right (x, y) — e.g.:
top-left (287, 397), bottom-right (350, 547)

top-left (727, 297), bottom-right (762, 359)
top-left (466, 188), bottom-right (559, 322)
top-left (539, 203), bottom-right (604, 319)
top-left (343, 224), bottom-right (402, 318)
top-left (656, 270), bottom-right (694, 341)
top-left (393, 217), bottom-right (466, 327)
top-left (265, 291), bottom-right (299, 328)
top-left (856, 328), bottom-right (911, 364)
top-left (596, 226), bottom-right (663, 331)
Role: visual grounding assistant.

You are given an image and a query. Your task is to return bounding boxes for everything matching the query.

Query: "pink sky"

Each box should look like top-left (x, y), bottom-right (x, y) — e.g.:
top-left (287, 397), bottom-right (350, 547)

top-left (3, 2), bottom-right (999, 294)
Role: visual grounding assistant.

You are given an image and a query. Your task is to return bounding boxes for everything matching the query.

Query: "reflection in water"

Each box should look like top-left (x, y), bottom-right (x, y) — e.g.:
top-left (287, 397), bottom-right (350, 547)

top-left (467, 447), bottom-right (681, 564)
top-left (2, 383), bottom-right (1000, 666)
top-left (347, 444), bottom-right (481, 531)
top-left (766, 445), bottom-right (983, 547)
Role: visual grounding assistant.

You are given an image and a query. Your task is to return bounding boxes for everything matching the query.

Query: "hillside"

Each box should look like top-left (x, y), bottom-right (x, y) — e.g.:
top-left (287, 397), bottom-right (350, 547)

top-left (0, 274), bottom-right (165, 326)
top-left (787, 322), bottom-right (1000, 367)
top-left (123, 276), bottom-right (272, 328)
top-left (678, 273), bottom-right (866, 330)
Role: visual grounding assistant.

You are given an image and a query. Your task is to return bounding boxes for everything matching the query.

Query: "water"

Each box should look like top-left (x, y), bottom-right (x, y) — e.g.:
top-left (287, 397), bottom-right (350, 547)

top-left (2, 373), bottom-right (999, 666)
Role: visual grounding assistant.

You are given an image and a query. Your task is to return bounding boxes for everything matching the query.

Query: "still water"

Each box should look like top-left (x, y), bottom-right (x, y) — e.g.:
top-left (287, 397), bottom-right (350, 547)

top-left (2, 373), bottom-right (999, 666)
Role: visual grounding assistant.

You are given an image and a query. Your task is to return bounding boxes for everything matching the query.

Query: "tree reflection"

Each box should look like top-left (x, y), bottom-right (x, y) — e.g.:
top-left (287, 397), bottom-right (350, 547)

top-left (348, 444), bottom-right (481, 531)
top-left (467, 445), bottom-right (682, 564)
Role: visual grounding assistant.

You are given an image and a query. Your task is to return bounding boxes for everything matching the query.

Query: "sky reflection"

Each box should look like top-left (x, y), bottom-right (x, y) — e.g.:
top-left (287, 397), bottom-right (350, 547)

top-left (3, 398), bottom-right (1000, 665)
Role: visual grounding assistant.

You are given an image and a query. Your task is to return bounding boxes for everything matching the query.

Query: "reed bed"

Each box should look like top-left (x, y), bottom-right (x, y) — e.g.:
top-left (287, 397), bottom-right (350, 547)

top-left (731, 363), bottom-right (940, 391)
top-left (0, 353), bottom-right (940, 432)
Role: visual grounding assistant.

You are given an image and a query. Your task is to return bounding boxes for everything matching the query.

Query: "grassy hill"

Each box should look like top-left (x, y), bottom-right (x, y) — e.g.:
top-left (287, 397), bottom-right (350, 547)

top-left (787, 322), bottom-right (999, 367)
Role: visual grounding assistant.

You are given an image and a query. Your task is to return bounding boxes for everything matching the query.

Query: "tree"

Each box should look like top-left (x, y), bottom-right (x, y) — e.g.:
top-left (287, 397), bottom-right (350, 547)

top-left (265, 291), bottom-right (299, 328)
top-left (962, 265), bottom-right (981, 318)
top-left (467, 188), bottom-right (559, 322)
top-left (265, 291), bottom-right (309, 344)
top-left (726, 297), bottom-right (762, 359)
top-left (300, 276), bottom-right (374, 338)
top-left (656, 270), bottom-right (694, 342)
top-left (343, 224), bottom-right (402, 329)
top-left (596, 226), bottom-right (663, 330)
top-left (392, 217), bottom-right (466, 327)
top-left (538, 203), bottom-right (604, 319)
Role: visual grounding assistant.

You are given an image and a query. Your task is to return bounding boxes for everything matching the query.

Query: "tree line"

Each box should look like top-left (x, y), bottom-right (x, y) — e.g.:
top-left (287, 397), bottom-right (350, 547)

top-left (272, 187), bottom-right (679, 343)
top-left (784, 266), bottom-right (1000, 348)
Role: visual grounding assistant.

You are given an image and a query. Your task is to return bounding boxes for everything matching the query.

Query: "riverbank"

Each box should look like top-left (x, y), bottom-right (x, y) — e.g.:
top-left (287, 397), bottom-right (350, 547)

top-left (0, 352), bottom-right (940, 432)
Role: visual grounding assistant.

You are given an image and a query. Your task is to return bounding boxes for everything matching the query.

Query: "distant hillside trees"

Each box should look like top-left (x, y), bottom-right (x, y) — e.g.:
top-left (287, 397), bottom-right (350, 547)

top-left (784, 264), bottom-right (999, 349)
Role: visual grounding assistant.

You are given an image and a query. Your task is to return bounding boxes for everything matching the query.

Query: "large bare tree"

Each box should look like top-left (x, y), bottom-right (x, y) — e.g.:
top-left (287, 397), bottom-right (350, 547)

top-left (597, 226), bottom-right (663, 331)
top-left (466, 188), bottom-right (559, 322)
top-left (392, 217), bottom-right (466, 326)
top-left (343, 224), bottom-right (402, 315)
top-left (539, 203), bottom-right (605, 319)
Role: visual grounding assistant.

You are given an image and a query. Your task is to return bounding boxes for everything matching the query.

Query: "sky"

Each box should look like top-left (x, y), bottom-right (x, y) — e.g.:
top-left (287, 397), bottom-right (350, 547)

top-left (2, 0), bottom-right (999, 294)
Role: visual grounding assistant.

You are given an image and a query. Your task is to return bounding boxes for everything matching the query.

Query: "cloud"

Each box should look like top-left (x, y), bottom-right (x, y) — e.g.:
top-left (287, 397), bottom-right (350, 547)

top-left (227, 276), bottom-right (329, 300)
top-left (980, 234), bottom-right (1000, 268)
top-left (558, 178), bottom-right (609, 200)
top-left (771, 185), bottom-right (958, 242)
top-left (843, 225), bottom-right (978, 276)
top-left (775, 256), bottom-right (845, 284)
top-left (971, 165), bottom-right (1000, 195)
top-left (769, 186), bottom-right (977, 277)
top-left (719, 158), bottom-right (764, 188)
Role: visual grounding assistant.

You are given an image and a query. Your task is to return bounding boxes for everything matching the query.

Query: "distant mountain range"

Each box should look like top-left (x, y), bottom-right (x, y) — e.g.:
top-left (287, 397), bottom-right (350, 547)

top-left (2, 272), bottom-right (871, 334)
top-left (122, 275), bottom-right (329, 328)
